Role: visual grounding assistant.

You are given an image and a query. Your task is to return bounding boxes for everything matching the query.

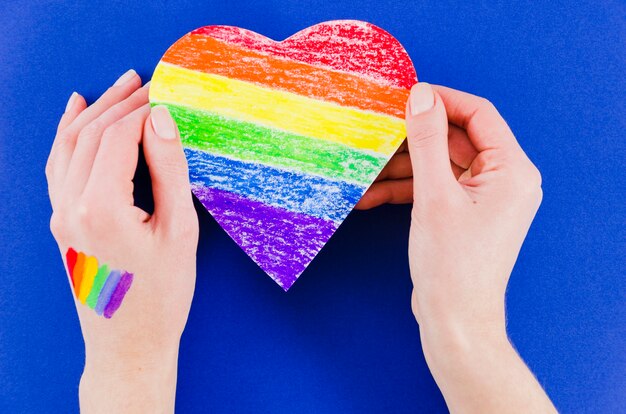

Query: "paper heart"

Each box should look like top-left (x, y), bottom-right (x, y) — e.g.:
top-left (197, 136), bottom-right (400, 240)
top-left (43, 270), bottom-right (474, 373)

top-left (150, 20), bottom-right (416, 290)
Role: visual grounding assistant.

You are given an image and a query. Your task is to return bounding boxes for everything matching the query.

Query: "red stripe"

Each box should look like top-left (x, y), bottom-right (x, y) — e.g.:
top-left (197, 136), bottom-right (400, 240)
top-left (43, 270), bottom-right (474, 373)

top-left (190, 21), bottom-right (417, 89)
top-left (66, 247), bottom-right (77, 284)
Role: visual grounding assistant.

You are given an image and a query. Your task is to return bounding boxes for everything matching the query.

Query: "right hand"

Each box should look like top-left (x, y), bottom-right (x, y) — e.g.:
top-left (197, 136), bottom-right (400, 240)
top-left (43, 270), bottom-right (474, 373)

top-left (400, 83), bottom-right (554, 413)
top-left (403, 84), bottom-right (543, 334)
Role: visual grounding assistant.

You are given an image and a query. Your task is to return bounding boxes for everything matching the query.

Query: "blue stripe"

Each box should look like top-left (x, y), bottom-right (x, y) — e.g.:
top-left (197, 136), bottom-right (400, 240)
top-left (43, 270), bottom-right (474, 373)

top-left (94, 270), bottom-right (121, 316)
top-left (185, 148), bottom-right (366, 222)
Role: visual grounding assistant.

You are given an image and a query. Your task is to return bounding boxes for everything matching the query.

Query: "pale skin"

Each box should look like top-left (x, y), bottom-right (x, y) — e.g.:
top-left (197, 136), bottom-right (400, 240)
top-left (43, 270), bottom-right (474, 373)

top-left (46, 69), bottom-right (556, 413)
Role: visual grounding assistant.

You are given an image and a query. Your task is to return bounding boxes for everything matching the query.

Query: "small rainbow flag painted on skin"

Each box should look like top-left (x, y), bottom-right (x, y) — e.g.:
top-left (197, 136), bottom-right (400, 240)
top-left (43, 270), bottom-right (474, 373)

top-left (150, 20), bottom-right (417, 290)
top-left (65, 248), bottom-right (134, 319)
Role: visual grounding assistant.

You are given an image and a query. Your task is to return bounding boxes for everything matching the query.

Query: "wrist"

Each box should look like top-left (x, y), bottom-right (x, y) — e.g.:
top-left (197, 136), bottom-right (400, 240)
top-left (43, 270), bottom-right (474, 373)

top-left (80, 340), bottom-right (180, 413)
top-left (418, 307), bottom-right (512, 384)
top-left (83, 337), bottom-right (180, 377)
top-left (411, 283), bottom-right (508, 348)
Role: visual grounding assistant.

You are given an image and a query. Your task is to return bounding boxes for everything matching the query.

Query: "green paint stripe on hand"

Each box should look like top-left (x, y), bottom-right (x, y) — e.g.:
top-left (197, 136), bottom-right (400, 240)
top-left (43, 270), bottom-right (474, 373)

top-left (86, 264), bottom-right (110, 309)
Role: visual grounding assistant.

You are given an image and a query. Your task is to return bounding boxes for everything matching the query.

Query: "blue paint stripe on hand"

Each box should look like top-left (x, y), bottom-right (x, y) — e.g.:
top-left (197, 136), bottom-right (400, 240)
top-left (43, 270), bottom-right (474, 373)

top-left (94, 270), bottom-right (121, 316)
top-left (185, 148), bottom-right (365, 223)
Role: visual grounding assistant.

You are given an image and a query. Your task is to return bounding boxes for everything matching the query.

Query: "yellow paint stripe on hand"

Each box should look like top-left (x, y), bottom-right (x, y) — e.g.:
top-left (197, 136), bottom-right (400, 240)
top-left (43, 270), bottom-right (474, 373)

top-left (78, 256), bottom-right (99, 303)
top-left (150, 63), bottom-right (406, 154)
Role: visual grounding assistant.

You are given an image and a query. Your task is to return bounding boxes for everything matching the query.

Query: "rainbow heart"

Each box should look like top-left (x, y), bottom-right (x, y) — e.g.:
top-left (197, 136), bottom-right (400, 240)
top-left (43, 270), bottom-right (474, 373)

top-left (150, 20), bottom-right (416, 290)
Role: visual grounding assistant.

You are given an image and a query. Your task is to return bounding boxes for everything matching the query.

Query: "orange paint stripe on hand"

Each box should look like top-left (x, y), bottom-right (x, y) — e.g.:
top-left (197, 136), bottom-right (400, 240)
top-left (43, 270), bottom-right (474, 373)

top-left (72, 252), bottom-right (86, 296)
top-left (78, 255), bottom-right (98, 303)
top-left (161, 35), bottom-right (409, 119)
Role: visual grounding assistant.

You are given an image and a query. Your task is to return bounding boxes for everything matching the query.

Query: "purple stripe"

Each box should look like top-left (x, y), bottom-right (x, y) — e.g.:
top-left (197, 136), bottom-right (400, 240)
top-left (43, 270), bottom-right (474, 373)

top-left (94, 270), bottom-right (121, 315)
top-left (103, 272), bottom-right (134, 319)
top-left (193, 185), bottom-right (337, 290)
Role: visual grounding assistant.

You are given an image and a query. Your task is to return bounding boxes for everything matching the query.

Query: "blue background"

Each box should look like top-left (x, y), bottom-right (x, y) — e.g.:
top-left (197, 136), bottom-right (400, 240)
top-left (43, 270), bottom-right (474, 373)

top-left (0, 1), bottom-right (624, 412)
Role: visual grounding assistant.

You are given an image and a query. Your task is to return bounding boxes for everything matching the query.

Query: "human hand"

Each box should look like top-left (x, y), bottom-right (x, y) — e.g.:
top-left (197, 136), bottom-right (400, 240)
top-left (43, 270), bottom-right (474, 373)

top-left (46, 70), bottom-right (198, 412)
top-left (404, 83), bottom-right (543, 333)
top-left (355, 88), bottom-right (473, 210)
top-left (400, 83), bottom-right (554, 413)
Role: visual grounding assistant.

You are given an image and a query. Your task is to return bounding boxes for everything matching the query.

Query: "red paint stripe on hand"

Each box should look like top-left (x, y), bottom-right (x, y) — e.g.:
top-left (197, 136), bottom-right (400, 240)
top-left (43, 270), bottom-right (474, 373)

top-left (66, 247), bottom-right (77, 285)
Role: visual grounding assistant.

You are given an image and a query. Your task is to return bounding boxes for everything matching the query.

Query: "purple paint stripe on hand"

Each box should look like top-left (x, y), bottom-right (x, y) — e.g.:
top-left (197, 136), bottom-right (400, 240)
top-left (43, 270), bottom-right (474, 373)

top-left (103, 272), bottom-right (134, 319)
top-left (94, 270), bottom-right (121, 315)
top-left (193, 185), bottom-right (338, 290)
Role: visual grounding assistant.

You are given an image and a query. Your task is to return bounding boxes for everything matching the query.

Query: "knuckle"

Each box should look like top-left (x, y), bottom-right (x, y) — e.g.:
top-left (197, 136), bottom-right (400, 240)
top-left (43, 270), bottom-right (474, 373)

top-left (100, 129), bottom-right (118, 146)
top-left (106, 104), bottom-right (128, 125)
top-left (55, 129), bottom-right (73, 146)
top-left (45, 157), bottom-right (54, 179)
top-left (535, 185), bottom-right (544, 206)
top-left (105, 89), bottom-right (142, 118)
top-left (473, 149), bottom-right (495, 170)
top-left (49, 213), bottom-right (66, 240)
top-left (527, 166), bottom-right (544, 204)
top-left (79, 120), bottom-right (105, 140)
top-left (409, 127), bottom-right (442, 149)
top-left (113, 96), bottom-right (137, 112)
top-left (158, 154), bottom-right (188, 178)
top-left (410, 291), bottom-right (420, 321)
top-left (75, 201), bottom-right (92, 227)
top-left (470, 149), bottom-right (505, 175)
top-left (49, 217), bottom-right (58, 237)
top-left (75, 199), bottom-right (105, 232)
top-left (530, 165), bottom-right (543, 188)
top-left (510, 163), bottom-right (543, 200)
top-left (102, 119), bottom-right (127, 139)
top-left (478, 97), bottom-right (497, 113)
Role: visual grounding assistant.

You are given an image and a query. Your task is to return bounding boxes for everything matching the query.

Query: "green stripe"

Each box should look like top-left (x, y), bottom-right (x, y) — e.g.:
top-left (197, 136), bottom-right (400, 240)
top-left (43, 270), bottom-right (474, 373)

top-left (86, 264), bottom-right (109, 309)
top-left (153, 102), bottom-right (387, 185)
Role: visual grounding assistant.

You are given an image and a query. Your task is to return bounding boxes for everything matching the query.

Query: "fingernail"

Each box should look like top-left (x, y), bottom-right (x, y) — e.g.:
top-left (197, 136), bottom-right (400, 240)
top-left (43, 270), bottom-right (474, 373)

top-left (113, 69), bottom-right (136, 86)
top-left (151, 105), bottom-right (177, 140)
top-left (143, 80), bottom-right (151, 89)
top-left (409, 82), bottom-right (434, 116)
top-left (65, 92), bottom-right (78, 112)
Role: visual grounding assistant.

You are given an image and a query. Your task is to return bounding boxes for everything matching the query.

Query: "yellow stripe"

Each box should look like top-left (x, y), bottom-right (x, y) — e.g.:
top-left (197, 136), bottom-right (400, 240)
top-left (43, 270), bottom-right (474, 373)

top-left (78, 256), bottom-right (98, 303)
top-left (150, 63), bottom-right (406, 154)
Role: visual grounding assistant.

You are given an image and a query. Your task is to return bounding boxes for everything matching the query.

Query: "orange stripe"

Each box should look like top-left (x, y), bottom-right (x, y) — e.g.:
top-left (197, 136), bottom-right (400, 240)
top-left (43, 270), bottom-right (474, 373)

top-left (72, 252), bottom-right (86, 297)
top-left (161, 35), bottom-right (408, 118)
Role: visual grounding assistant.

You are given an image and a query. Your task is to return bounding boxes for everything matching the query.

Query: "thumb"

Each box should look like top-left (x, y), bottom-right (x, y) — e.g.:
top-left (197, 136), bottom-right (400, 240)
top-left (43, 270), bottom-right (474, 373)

top-left (405, 83), bottom-right (457, 197)
top-left (143, 105), bottom-right (194, 229)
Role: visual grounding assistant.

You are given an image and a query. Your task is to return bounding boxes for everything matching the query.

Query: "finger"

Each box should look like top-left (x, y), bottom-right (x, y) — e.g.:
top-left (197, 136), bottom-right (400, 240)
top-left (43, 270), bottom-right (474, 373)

top-left (377, 127), bottom-right (475, 184)
top-left (355, 178), bottom-right (413, 210)
top-left (432, 85), bottom-right (518, 152)
top-left (85, 104), bottom-right (151, 206)
top-left (458, 168), bottom-right (472, 182)
top-left (50, 69), bottom-right (141, 187)
top-left (448, 124), bottom-right (478, 169)
top-left (47, 92), bottom-right (87, 207)
top-left (405, 83), bottom-right (457, 198)
top-left (375, 152), bottom-right (412, 181)
top-left (143, 106), bottom-right (194, 231)
top-left (63, 83), bottom-right (150, 200)
top-left (57, 92), bottom-right (87, 132)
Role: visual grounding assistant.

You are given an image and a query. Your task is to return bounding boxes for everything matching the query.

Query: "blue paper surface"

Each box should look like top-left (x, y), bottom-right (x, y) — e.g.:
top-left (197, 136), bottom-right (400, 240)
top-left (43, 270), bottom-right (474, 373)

top-left (0, 1), bottom-right (623, 412)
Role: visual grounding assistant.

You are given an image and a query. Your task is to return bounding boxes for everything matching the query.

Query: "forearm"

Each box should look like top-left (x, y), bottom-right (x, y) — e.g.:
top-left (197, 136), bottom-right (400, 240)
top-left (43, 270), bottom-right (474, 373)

top-left (419, 314), bottom-right (557, 414)
top-left (79, 342), bottom-right (180, 413)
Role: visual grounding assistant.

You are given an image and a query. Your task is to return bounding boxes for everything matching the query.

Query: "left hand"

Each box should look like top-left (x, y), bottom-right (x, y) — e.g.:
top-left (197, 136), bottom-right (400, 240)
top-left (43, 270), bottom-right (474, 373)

top-left (46, 70), bottom-right (198, 412)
